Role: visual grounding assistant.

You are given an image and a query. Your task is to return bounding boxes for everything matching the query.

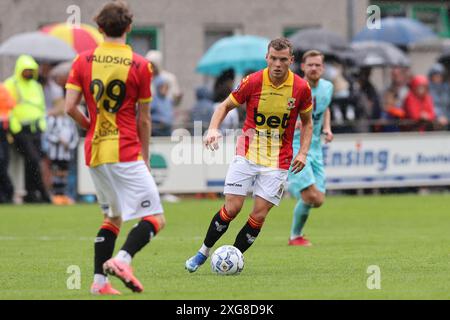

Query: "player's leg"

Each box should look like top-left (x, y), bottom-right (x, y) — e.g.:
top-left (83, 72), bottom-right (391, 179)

top-left (289, 185), bottom-right (325, 245)
top-left (104, 214), bottom-right (165, 293)
top-left (204, 194), bottom-right (245, 249)
top-left (290, 189), bottom-right (312, 245)
top-left (91, 214), bottom-right (122, 295)
top-left (103, 161), bottom-right (164, 292)
top-left (289, 157), bottom-right (326, 246)
top-left (185, 156), bottom-right (254, 272)
top-left (185, 194), bottom-right (246, 272)
top-left (117, 214), bottom-right (166, 265)
top-left (233, 166), bottom-right (287, 253)
top-left (288, 159), bottom-right (312, 236)
top-left (89, 164), bottom-right (122, 295)
top-left (233, 195), bottom-right (274, 253)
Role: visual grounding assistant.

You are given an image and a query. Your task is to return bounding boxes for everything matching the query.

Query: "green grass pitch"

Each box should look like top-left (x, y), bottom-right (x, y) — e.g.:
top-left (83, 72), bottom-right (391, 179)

top-left (0, 194), bottom-right (449, 300)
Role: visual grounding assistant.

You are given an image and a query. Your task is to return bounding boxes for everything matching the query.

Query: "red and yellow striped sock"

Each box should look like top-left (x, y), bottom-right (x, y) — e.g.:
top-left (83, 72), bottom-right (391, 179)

top-left (94, 220), bottom-right (120, 275)
top-left (233, 215), bottom-right (264, 253)
top-left (204, 205), bottom-right (234, 248)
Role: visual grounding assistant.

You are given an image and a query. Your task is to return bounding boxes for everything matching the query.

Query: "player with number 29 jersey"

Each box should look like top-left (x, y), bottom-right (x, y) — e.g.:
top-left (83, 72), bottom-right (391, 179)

top-left (64, 1), bottom-right (166, 296)
top-left (66, 42), bottom-right (152, 167)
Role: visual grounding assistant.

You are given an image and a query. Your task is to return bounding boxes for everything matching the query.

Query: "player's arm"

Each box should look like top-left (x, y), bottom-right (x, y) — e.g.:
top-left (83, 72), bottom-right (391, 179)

top-left (322, 108), bottom-right (334, 143)
top-left (204, 96), bottom-right (237, 151)
top-left (291, 109), bottom-right (313, 174)
top-left (65, 89), bottom-right (90, 130)
top-left (137, 102), bottom-right (151, 171)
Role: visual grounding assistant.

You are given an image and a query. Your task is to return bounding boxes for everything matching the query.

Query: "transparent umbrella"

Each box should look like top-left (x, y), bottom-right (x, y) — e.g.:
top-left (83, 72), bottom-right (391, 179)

top-left (0, 31), bottom-right (76, 61)
top-left (351, 41), bottom-right (410, 67)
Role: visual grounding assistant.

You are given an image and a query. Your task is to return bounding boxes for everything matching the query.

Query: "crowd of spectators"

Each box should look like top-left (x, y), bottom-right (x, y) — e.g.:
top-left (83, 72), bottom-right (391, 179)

top-left (325, 62), bottom-right (450, 134)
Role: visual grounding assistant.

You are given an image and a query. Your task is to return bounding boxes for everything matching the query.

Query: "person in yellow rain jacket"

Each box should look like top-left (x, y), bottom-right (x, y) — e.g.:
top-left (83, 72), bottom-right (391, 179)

top-left (4, 55), bottom-right (50, 203)
top-left (0, 83), bottom-right (15, 203)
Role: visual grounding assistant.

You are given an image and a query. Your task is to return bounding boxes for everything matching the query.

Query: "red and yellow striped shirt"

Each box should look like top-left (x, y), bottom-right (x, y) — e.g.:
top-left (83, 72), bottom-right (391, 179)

top-left (230, 68), bottom-right (312, 169)
top-left (66, 42), bottom-right (152, 167)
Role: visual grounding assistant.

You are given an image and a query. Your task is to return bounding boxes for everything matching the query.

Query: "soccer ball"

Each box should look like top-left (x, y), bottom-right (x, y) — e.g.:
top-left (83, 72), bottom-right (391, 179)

top-left (210, 245), bottom-right (244, 275)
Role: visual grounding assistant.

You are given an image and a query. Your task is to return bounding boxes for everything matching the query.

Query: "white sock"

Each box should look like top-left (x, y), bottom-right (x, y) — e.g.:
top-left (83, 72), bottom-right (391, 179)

top-left (199, 244), bottom-right (211, 257)
top-left (94, 274), bottom-right (107, 285)
top-left (115, 250), bottom-right (132, 265)
top-left (290, 234), bottom-right (302, 240)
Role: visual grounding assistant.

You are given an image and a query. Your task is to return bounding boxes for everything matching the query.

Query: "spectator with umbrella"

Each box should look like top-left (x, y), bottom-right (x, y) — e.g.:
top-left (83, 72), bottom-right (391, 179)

top-left (350, 40), bottom-right (411, 132)
top-left (0, 30), bottom-right (76, 204)
top-left (288, 28), bottom-right (357, 132)
top-left (3, 55), bottom-right (51, 203)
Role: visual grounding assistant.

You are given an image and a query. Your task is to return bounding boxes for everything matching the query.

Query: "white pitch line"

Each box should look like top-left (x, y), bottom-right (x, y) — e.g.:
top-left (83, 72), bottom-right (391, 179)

top-left (0, 236), bottom-right (204, 241)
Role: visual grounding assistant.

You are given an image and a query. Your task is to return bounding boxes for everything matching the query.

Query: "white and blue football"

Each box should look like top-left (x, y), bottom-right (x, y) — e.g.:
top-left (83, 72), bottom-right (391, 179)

top-left (210, 245), bottom-right (244, 275)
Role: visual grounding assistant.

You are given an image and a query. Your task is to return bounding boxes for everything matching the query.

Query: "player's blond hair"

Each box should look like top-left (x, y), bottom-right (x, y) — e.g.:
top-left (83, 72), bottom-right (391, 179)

top-left (302, 50), bottom-right (325, 63)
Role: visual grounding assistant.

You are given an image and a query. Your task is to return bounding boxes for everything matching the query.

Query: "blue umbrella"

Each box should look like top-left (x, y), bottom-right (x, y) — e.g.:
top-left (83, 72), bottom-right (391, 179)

top-left (353, 17), bottom-right (438, 46)
top-left (197, 35), bottom-right (270, 76)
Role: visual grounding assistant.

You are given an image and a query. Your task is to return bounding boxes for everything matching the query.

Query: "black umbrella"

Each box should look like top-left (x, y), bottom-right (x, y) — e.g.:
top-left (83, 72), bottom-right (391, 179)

top-left (288, 28), bottom-right (351, 59)
top-left (351, 41), bottom-right (410, 67)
